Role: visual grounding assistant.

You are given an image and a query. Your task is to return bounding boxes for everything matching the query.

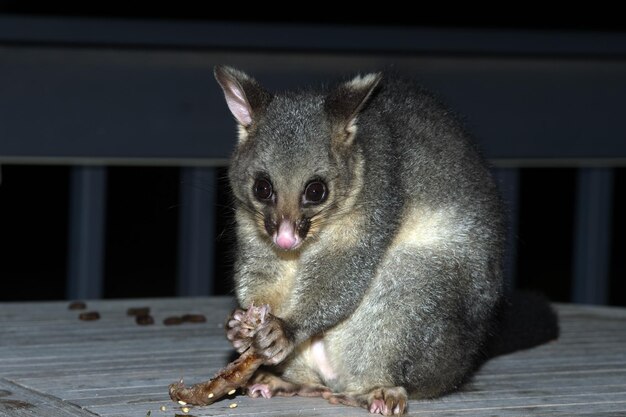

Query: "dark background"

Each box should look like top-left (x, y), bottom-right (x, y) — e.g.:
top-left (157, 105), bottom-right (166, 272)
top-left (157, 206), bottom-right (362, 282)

top-left (0, 8), bottom-right (624, 305)
top-left (1, 4), bottom-right (625, 31)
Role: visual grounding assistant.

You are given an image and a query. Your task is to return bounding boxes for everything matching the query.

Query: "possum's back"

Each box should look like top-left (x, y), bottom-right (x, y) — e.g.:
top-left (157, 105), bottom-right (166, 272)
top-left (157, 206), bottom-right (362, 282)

top-left (358, 77), bottom-right (503, 228)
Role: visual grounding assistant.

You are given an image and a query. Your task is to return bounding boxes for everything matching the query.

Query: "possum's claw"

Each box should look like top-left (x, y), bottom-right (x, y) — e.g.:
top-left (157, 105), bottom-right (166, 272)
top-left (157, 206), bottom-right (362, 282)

top-left (252, 314), bottom-right (294, 365)
top-left (226, 304), bottom-right (272, 353)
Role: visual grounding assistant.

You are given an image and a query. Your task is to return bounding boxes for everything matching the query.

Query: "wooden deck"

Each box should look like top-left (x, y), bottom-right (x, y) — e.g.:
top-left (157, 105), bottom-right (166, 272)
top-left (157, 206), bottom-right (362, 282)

top-left (0, 297), bottom-right (624, 417)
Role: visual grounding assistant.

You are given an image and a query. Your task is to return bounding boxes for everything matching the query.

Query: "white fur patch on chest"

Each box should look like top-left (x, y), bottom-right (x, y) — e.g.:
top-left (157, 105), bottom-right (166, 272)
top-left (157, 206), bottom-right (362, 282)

top-left (264, 258), bottom-right (298, 316)
top-left (302, 337), bottom-right (337, 382)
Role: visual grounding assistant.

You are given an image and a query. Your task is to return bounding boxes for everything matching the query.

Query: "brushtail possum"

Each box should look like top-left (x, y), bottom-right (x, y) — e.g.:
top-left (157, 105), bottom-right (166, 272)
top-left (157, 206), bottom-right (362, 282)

top-left (214, 66), bottom-right (557, 415)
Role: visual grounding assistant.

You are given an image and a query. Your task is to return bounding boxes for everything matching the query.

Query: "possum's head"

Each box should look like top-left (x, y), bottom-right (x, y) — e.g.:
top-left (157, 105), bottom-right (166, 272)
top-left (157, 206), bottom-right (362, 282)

top-left (215, 66), bottom-right (380, 251)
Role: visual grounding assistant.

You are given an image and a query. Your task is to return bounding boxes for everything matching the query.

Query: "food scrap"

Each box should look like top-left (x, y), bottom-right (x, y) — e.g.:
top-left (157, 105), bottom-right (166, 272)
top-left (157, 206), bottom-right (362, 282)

top-left (168, 304), bottom-right (270, 406)
top-left (135, 314), bottom-right (155, 325)
top-left (181, 314), bottom-right (207, 323)
top-left (163, 314), bottom-right (206, 325)
top-left (78, 311), bottom-right (100, 321)
top-left (163, 316), bottom-right (184, 325)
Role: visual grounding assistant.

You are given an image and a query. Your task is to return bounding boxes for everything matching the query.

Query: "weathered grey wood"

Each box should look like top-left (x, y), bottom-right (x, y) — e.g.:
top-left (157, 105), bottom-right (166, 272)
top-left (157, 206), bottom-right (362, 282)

top-left (0, 298), bottom-right (624, 416)
top-left (0, 378), bottom-right (96, 417)
top-left (2, 46), bottom-right (626, 166)
top-left (4, 16), bottom-right (626, 55)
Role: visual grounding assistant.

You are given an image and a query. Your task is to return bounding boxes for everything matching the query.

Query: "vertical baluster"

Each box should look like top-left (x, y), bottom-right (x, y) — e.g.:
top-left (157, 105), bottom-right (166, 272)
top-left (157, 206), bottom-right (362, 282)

top-left (177, 167), bottom-right (216, 296)
top-left (66, 166), bottom-right (107, 300)
top-left (493, 167), bottom-right (520, 292)
top-left (572, 167), bottom-right (613, 305)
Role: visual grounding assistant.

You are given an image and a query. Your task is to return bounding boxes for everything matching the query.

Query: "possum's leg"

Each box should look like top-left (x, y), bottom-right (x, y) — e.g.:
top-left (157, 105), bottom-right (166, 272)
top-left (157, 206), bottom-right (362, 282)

top-left (247, 370), bottom-right (296, 398)
top-left (227, 307), bottom-right (330, 399)
top-left (247, 340), bottom-right (333, 399)
top-left (324, 387), bottom-right (407, 416)
top-left (246, 369), bottom-right (330, 398)
top-left (323, 247), bottom-right (500, 414)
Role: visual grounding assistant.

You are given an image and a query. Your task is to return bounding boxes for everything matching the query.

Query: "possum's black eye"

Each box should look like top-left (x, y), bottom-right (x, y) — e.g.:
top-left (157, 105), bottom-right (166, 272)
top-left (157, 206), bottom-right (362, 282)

top-left (303, 181), bottom-right (327, 205)
top-left (253, 178), bottom-right (273, 202)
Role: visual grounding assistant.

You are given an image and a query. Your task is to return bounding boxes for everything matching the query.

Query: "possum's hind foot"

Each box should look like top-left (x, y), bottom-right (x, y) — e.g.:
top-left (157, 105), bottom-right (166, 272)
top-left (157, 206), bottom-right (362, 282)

top-left (247, 371), bottom-right (331, 399)
top-left (324, 386), bottom-right (407, 416)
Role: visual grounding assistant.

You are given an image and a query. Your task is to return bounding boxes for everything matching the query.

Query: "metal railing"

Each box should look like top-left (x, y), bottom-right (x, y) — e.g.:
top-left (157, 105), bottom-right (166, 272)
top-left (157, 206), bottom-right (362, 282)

top-left (2, 16), bottom-right (624, 304)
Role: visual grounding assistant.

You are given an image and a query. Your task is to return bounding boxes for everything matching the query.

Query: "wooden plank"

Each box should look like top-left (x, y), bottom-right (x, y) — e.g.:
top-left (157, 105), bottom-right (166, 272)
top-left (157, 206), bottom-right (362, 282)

top-left (0, 379), bottom-right (96, 417)
top-left (4, 16), bottom-right (626, 56)
top-left (2, 46), bottom-right (626, 164)
top-left (0, 299), bottom-right (625, 416)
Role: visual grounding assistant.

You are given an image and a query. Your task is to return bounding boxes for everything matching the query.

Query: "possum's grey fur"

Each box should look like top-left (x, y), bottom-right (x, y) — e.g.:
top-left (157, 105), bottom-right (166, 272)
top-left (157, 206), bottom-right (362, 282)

top-left (216, 67), bottom-right (508, 414)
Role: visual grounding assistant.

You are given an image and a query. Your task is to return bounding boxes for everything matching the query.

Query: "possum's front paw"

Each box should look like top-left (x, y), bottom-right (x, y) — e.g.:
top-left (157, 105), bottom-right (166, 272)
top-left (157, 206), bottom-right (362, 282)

top-left (226, 308), bottom-right (255, 353)
top-left (226, 305), bottom-right (293, 365)
top-left (253, 314), bottom-right (294, 365)
top-left (226, 305), bottom-right (271, 353)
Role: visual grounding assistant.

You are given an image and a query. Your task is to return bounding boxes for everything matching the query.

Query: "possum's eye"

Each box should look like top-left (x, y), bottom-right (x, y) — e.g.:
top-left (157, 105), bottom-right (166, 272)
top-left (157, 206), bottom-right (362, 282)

top-left (253, 178), bottom-right (273, 202)
top-left (303, 180), bottom-right (327, 206)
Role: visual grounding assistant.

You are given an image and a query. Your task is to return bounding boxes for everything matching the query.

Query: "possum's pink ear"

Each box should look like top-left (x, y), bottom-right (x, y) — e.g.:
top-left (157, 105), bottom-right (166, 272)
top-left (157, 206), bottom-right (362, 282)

top-left (325, 73), bottom-right (382, 147)
top-left (214, 66), bottom-right (272, 134)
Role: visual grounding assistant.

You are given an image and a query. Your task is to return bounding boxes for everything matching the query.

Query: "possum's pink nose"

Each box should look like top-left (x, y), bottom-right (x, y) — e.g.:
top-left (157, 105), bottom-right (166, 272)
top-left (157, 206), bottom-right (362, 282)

top-left (274, 220), bottom-right (299, 250)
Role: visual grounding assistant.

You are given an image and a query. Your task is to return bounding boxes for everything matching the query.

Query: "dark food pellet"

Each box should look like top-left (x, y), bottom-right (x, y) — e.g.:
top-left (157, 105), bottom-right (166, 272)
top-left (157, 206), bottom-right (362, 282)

top-left (163, 316), bottom-right (184, 325)
top-left (68, 301), bottom-right (87, 310)
top-left (79, 311), bottom-right (100, 321)
top-left (182, 314), bottom-right (207, 323)
top-left (127, 307), bottom-right (150, 316)
top-left (135, 314), bottom-right (154, 325)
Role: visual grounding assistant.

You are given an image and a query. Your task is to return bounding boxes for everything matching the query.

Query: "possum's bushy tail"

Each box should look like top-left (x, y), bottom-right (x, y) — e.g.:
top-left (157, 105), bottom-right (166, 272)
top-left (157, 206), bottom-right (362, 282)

top-left (486, 291), bottom-right (560, 358)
